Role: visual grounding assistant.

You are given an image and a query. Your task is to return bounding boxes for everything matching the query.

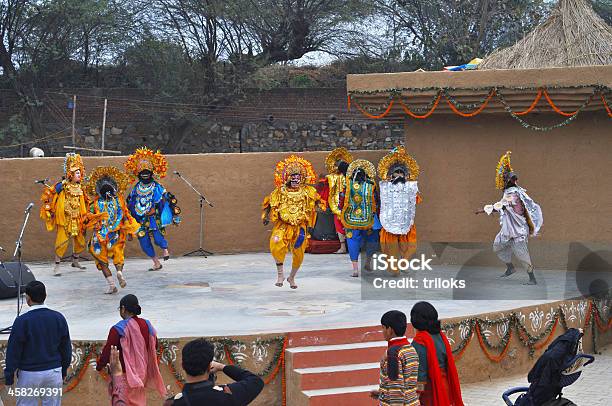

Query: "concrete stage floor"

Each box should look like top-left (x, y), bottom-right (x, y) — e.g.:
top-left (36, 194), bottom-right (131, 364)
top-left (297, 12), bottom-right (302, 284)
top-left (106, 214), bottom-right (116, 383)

top-left (0, 253), bottom-right (587, 340)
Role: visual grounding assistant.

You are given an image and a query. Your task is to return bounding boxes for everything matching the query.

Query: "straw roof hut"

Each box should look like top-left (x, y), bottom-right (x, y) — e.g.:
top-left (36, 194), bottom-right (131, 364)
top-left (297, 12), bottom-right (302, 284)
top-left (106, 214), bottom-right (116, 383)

top-left (479, 0), bottom-right (612, 69)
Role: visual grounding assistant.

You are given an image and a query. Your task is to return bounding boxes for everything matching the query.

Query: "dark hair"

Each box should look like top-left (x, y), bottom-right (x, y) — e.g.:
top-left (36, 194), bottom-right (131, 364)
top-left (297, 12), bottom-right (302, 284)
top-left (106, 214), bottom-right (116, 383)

top-left (410, 301), bottom-right (441, 334)
top-left (182, 338), bottom-right (215, 377)
top-left (119, 294), bottom-right (142, 315)
top-left (337, 161), bottom-right (349, 175)
top-left (25, 281), bottom-right (46, 303)
top-left (381, 310), bottom-right (407, 337)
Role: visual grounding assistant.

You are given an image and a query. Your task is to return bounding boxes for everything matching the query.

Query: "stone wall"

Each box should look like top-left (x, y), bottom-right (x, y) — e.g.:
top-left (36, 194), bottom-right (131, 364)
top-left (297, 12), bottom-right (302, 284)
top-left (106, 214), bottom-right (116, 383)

top-left (84, 120), bottom-right (404, 154)
top-left (0, 88), bottom-right (403, 157)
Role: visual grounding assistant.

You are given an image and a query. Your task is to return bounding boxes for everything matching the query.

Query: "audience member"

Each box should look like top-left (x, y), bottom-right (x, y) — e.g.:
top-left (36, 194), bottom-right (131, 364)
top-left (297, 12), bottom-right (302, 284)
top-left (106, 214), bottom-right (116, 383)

top-left (164, 338), bottom-right (264, 405)
top-left (411, 301), bottom-right (464, 406)
top-left (97, 294), bottom-right (166, 405)
top-left (371, 310), bottom-right (419, 405)
top-left (3, 281), bottom-right (71, 406)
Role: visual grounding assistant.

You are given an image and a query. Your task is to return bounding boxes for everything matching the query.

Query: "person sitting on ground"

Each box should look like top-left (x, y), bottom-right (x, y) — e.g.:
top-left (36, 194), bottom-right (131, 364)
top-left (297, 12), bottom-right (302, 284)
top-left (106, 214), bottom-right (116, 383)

top-left (410, 301), bottom-right (464, 406)
top-left (370, 310), bottom-right (419, 405)
top-left (3, 281), bottom-right (71, 406)
top-left (96, 294), bottom-right (166, 405)
top-left (164, 338), bottom-right (264, 406)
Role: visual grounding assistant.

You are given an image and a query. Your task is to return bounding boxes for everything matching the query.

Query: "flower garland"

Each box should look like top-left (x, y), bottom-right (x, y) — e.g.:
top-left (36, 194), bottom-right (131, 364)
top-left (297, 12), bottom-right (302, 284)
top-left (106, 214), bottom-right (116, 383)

top-left (65, 343), bottom-right (100, 392)
top-left (600, 90), bottom-right (612, 118)
top-left (157, 339), bottom-right (185, 389)
top-left (1, 336), bottom-right (287, 397)
top-left (443, 298), bottom-right (611, 363)
top-left (213, 336), bottom-right (286, 380)
top-left (348, 85), bottom-right (611, 131)
top-left (215, 336), bottom-right (288, 406)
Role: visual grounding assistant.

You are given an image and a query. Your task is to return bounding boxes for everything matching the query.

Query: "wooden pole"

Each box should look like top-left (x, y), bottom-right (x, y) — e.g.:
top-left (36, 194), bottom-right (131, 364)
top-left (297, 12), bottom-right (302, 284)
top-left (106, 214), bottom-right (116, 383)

top-left (101, 98), bottom-right (108, 156)
top-left (71, 95), bottom-right (77, 147)
top-left (63, 146), bottom-right (121, 154)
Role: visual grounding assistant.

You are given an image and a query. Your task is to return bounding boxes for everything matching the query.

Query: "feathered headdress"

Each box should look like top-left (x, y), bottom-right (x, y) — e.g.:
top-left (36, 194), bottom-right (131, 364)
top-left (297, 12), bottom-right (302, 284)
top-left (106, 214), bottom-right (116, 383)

top-left (85, 166), bottom-right (131, 199)
top-left (346, 159), bottom-right (376, 181)
top-left (325, 147), bottom-right (354, 174)
top-left (274, 155), bottom-right (317, 188)
top-left (124, 147), bottom-right (168, 180)
top-left (496, 151), bottom-right (513, 190)
top-left (63, 153), bottom-right (85, 176)
top-left (377, 146), bottom-right (419, 181)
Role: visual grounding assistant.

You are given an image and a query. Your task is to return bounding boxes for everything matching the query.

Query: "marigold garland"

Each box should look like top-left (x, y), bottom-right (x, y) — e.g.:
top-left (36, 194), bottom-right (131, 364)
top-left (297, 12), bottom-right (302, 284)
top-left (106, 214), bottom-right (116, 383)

top-left (475, 322), bottom-right (513, 363)
top-left (543, 89), bottom-right (580, 117)
top-left (445, 89), bottom-right (496, 117)
top-left (444, 298), bottom-right (611, 363)
top-left (601, 92), bottom-right (612, 118)
top-left (347, 85), bottom-right (609, 130)
top-left (514, 89), bottom-right (543, 116)
top-left (398, 94), bottom-right (441, 119)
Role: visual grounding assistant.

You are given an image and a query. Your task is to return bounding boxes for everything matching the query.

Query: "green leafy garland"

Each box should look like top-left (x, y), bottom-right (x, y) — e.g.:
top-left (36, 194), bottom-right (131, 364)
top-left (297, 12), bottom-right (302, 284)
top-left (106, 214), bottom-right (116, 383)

top-left (210, 336), bottom-right (286, 378)
top-left (496, 88), bottom-right (593, 132)
top-left (443, 299), bottom-right (610, 361)
top-left (349, 85), bottom-right (611, 131)
top-left (349, 84), bottom-right (612, 95)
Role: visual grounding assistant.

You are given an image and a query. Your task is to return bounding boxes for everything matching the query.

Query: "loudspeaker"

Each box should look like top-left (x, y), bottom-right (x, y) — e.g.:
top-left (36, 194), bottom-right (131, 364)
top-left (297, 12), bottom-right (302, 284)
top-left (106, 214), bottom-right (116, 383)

top-left (0, 262), bottom-right (36, 299)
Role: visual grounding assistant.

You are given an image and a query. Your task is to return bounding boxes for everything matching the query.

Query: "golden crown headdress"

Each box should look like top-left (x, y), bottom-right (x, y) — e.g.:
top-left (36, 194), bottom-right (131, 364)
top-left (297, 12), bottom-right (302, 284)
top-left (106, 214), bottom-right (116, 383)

top-left (496, 151), bottom-right (513, 190)
top-left (325, 147), bottom-right (354, 174)
top-left (85, 166), bottom-right (131, 199)
top-left (63, 153), bottom-right (85, 176)
top-left (346, 159), bottom-right (376, 180)
top-left (274, 155), bottom-right (317, 188)
top-left (377, 146), bottom-right (419, 181)
top-left (124, 147), bottom-right (168, 180)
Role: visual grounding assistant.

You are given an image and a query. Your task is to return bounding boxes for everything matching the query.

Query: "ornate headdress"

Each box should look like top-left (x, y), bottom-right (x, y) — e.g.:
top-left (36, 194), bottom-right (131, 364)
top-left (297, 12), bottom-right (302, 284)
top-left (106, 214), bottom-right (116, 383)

top-left (124, 147), bottom-right (168, 180)
top-left (377, 146), bottom-right (419, 181)
top-left (325, 147), bottom-right (354, 174)
top-left (346, 159), bottom-right (376, 181)
top-left (496, 151), bottom-right (513, 190)
top-left (63, 153), bottom-right (85, 176)
top-left (85, 166), bottom-right (131, 199)
top-left (274, 155), bottom-right (317, 188)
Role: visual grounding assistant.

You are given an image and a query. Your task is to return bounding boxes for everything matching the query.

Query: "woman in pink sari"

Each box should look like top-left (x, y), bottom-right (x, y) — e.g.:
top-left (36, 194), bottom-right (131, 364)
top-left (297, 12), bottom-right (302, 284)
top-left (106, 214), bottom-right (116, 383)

top-left (97, 294), bottom-right (166, 405)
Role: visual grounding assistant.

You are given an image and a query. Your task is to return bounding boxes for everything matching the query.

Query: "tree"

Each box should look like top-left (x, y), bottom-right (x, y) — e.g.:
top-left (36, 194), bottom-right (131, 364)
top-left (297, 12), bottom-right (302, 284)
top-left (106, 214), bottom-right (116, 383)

top-left (593, 0), bottom-right (612, 25)
top-left (243, 0), bottom-right (371, 63)
top-left (372, 0), bottom-right (550, 70)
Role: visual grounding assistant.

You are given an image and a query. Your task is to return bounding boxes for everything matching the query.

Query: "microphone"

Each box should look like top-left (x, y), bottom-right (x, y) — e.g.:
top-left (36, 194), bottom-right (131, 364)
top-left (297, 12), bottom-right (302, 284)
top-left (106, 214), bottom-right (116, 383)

top-left (34, 178), bottom-right (49, 185)
top-left (173, 171), bottom-right (181, 177)
top-left (24, 202), bottom-right (34, 213)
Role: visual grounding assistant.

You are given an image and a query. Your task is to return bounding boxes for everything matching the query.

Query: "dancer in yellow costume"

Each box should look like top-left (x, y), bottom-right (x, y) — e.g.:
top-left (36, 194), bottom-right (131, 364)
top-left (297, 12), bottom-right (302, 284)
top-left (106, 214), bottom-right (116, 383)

top-left (378, 147), bottom-right (422, 275)
top-left (324, 148), bottom-right (353, 254)
top-left (262, 155), bottom-right (324, 289)
top-left (83, 166), bottom-right (140, 294)
top-left (40, 153), bottom-right (88, 276)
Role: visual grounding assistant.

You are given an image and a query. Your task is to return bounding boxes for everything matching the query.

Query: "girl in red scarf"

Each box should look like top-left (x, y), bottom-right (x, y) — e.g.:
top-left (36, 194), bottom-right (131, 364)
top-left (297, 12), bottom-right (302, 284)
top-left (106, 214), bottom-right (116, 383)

top-left (410, 302), bottom-right (464, 406)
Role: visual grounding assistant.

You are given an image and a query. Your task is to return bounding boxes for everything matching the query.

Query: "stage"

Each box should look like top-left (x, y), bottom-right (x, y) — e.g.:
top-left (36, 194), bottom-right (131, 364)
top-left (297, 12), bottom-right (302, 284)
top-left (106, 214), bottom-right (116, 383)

top-left (0, 252), bottom-right (573, 340)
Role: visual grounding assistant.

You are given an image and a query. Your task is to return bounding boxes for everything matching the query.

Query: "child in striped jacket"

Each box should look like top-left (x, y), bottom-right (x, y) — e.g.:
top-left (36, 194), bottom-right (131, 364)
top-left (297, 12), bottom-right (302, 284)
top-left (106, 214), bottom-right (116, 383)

top-left (371, 310), bottom-right (420, 405)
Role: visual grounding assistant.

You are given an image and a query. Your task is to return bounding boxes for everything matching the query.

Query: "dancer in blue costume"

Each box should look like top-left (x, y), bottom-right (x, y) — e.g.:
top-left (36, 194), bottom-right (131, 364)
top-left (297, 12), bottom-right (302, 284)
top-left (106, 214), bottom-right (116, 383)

top-left (341, 159), bottom-right (381, 277)
top-left (125, 147), bottom-right (181, 271)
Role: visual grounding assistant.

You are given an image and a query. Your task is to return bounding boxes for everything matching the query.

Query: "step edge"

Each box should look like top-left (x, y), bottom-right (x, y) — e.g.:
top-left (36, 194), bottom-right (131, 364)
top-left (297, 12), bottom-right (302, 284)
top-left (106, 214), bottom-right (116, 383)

top-left (294, 362), bottom-right (380, 374)
top-left (287, 340), bottom-right (388, 353)
top-left (302, 384), bottom-right (379, 397)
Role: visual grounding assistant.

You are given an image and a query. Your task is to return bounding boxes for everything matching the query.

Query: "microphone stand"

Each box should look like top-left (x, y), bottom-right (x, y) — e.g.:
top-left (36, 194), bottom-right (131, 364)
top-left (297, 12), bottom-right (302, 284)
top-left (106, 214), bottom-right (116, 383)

top-left (174, 172), bottom-right (214, 257)
top-left (0, 204), bottom-right (33, 335)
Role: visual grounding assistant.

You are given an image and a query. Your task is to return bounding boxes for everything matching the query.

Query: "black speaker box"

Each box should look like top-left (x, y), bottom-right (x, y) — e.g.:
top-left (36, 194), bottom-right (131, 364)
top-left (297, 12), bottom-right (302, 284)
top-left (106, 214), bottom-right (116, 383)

top-left (0, 262), bottom-right (36, 299)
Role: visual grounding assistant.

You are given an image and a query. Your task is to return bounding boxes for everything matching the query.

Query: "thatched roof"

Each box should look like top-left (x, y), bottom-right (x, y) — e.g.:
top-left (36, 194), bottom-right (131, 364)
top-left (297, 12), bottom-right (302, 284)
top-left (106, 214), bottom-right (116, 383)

top-left (479, 0), bottom-right (612, 70)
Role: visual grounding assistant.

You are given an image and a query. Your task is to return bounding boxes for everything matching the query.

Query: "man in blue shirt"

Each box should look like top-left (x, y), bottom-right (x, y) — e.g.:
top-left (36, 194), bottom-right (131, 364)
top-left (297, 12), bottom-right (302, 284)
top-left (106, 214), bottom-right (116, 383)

top-left (4, 281), bottom-right (71, 406)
